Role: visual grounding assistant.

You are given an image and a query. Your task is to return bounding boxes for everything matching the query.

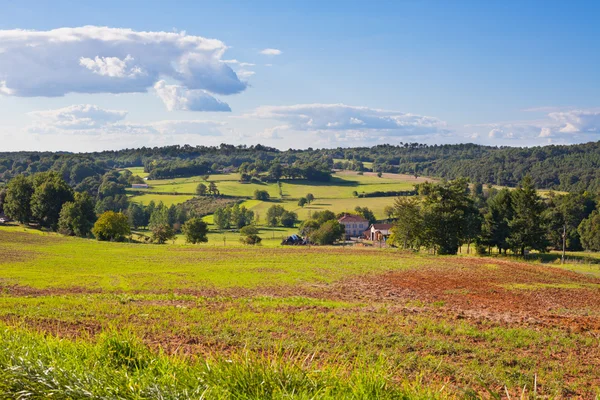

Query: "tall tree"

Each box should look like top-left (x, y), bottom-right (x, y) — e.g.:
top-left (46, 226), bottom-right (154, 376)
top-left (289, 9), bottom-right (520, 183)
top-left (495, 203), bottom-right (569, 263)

top-left (3, 175), bottom-right (34, 223)
top-left (389, 196), bottom-right (423, 249)
top-left (182, 218), bottom-right (209, 244)
top-left (57, 192), bottom-right (97, 237)
top-left (30, 172), bottom-right (74, 230)
top-left (507, 176), bottom-right (548, 255)
top-left (481, 189), bottom-right (514, 253)
top-left (578, 210), bottom-right (600, 251)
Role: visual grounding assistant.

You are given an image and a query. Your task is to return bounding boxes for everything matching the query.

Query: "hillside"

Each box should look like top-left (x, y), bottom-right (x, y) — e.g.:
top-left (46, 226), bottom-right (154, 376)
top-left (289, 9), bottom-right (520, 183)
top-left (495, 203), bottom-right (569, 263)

top-left (2, 141), bottom-right (600, 192)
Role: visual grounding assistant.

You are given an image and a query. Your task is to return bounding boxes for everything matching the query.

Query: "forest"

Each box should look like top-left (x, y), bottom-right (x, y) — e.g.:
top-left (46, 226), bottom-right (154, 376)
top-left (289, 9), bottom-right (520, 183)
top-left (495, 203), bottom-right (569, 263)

top-left (2, 141), bottom-right (600, 191)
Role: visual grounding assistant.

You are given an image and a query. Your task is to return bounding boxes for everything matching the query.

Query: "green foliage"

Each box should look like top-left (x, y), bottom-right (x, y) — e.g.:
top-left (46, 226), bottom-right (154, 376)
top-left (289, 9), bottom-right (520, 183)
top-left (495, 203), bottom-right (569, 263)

top-left (578, 210), bottom-right (600, 251)
top-left (239, 225), bottom-right (262, 245)
top-left (354, 206), bottom-right (376, 224)
top-left (306, 193), bottom-right (315, 204)
top-left (298, 197), bottom-right (308, 207)
top-left (3, 174), bottom-right (34, 223)
top-left (196, 183), bottom-right (207, 196)
top-left (310, 220), bottom-right (345, 245)
top-left (415, 178), bottom-right (480, 255)
top-left (265, 205), bottom-right (297, 227)
top-left (254, 189), bottom-right (270, 201)
top-left (30, 172), bottom-right (74, 230)
top-left (127, 203), bottom-right (147, 229)
top-left (389, 197), bottom-right (422, 249)
top-left (182, 218), bottom-right (209, 244)
top-left (92, 211), bottom-right (130, 242)
top-left (150, 223), bottom-right (175, 244)
top-left (214, 203), bottom-right (254, 230)
top-left (58, 192), bottom-right (97, 237)
top-left (481, 189), bottom-right (513, 253)
top-left (507, 176), bottom-right (548, 255)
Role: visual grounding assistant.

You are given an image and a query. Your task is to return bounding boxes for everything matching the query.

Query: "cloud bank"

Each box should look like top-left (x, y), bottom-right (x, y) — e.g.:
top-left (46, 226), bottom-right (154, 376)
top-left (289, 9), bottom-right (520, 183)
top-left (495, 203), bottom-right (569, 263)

top-left (0, 26), bottom-right (246, 110)
top-left (28, 104), bottom-right (224, 136)
top-left (249, 104), bottom-right (448, 138)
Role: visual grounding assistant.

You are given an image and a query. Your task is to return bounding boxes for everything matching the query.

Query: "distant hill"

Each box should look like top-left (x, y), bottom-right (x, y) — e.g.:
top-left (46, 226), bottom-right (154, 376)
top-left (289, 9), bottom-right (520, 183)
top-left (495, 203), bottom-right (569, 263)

top-left (2, 141), bottom-right (600, 192)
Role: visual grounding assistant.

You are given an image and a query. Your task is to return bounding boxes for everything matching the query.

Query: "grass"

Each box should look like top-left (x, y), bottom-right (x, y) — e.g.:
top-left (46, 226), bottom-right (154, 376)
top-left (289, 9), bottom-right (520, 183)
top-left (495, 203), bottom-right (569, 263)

top-left (2, 227), bottom-right (600, 397)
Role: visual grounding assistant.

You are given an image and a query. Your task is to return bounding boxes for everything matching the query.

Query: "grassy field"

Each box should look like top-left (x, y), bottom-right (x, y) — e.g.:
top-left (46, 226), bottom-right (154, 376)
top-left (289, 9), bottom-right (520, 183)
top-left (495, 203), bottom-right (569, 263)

top-left (1, 226), bottom-right (600, 397)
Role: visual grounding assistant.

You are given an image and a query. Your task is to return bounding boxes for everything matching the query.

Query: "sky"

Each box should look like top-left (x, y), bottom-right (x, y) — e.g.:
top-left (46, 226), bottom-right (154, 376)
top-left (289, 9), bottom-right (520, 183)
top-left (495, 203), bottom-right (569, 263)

top-left (1, 0), bottom-right (599, 152)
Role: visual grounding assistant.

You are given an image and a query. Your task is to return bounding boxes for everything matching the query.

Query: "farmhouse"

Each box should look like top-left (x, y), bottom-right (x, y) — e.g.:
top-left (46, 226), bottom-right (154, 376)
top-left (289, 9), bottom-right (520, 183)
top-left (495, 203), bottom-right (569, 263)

top-left (338, 214), bottom-right (368, 239)
top-left (131, 183), bottom-right (149, 189)
top-left (365, 223), bottom-right (393, 241)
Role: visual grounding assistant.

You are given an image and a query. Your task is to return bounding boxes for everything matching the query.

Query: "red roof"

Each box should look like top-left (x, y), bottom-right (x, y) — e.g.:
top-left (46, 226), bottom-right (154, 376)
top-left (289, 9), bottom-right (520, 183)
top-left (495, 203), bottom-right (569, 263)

top-left (338, 214), bottom-right (368, 223)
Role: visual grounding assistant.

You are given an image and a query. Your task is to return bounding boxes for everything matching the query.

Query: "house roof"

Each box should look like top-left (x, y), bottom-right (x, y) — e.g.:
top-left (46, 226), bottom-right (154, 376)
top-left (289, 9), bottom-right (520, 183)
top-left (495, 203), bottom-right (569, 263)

top-left (338, 214), bottom-right (368, 223)
top-left (371, 223), bottom-right (393, 231)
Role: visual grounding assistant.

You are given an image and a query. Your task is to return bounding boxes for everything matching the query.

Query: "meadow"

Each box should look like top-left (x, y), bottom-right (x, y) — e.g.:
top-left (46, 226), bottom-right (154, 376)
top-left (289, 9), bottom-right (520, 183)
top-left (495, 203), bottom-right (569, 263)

top-left (1, 227), bottom-right (600, 398)
top-left (126, 168), bottom-right (430, 215)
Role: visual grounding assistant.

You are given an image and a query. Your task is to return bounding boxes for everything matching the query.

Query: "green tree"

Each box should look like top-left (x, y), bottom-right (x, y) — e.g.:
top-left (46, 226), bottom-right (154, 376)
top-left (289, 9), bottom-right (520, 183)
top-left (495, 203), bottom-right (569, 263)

top-left (578, 210), bottom-right (600, 251)
top-left (92, 211), bottom-right (130, 241)
top-left (389, 197), bottom-right (423, 249)
top-left (266, 205), bottom-right (285, 227)
top-left (213, 207), bottom-right (232, 230)
top-left (196, 183), bottom-right (207, 196)
top-left (254, 190), bottom-right (270, 201)
top-left (182, 218), bottom-right (209, 244)
top-left (0, 188), bottom-right (6, 215)
top-left (418, 178), bottom-right (479, 255)
top-left (57, 192), bottom-right (97, 237)
top-left (3, 174), bottom-right (34, 223)
top-left (239, 225), bottom-right (261, 245)
top-left (306, 193), bottom-right (315, 204)
top-left (151, 223), bottom-right (175, 244)
top-left (298, 197), bottom-right (308, 207)
top-left (310, 220), bottom-right (345, 245)
top-left (127, 203), bottom-right (146, 229)
top-left (507, 176), bottom-right (548, 255)
top-left (208, 182), bottom-right (219, 196)
top-left (30, 172), bottom-right (74, 230)
top-left (280, 210), bottom-right (298, 227)
top-left (481, 189), bottom-right (513, 254)
top-left (354, 206), bottom-right (376, 224)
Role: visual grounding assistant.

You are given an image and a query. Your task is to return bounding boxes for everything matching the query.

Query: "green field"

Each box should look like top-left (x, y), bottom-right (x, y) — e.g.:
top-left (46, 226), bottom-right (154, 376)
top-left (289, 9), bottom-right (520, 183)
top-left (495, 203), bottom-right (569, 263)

top-left (1, 226), bottom-right (600, 397)
top-left (125, 168), bottom-right (432, 222)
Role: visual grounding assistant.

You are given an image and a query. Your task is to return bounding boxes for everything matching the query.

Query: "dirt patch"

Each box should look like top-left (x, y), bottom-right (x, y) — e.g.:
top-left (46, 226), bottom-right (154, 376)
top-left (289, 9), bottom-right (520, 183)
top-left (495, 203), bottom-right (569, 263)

top-left (330, 257), bottom-right (600, 331)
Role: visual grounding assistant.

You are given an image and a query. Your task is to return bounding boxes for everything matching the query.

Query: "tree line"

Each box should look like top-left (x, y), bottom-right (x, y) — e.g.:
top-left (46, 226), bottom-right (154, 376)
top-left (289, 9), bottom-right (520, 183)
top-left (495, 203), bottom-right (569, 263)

top-left (389, 177), bottom-right (600, 255)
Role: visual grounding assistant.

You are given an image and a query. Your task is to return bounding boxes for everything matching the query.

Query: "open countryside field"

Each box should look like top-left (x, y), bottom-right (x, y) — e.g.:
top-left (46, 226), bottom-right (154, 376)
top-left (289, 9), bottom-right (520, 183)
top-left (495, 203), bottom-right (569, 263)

top-left (2, 227), bottom-right (600, 397)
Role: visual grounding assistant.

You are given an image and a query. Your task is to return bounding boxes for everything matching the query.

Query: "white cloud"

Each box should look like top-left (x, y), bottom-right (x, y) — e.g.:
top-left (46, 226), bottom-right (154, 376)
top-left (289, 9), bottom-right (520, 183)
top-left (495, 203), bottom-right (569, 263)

top-left (27, 104), bottom-right (224, 136)
top-left (153, 80), bottom-right (231, 112)
top-left (474, 109), bottom-right (600, 142)
top-left (79, 54), bottom-right (144, 78)
top-left (222, 59), bottom-right (255, 67)
top-left (237, 70), bottom-right (256, 79)
top-left (248, 103), bottom-right (447, 137)
top-left (548, 110), bottom-right (600, 134)
top-left (29, 104), bottom-right (127, 129)
top-left (257, 125), bottom-right (289, 140)
top-left (259, 48), bottom-right (282, 56)
top-left (0, 26), bottom-right (246, 100)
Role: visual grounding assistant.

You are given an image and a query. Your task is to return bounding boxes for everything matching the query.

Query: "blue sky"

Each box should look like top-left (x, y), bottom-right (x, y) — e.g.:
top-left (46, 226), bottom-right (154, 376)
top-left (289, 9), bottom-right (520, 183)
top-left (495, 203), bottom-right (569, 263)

top-left (1, 0), bottom-right (599, 151)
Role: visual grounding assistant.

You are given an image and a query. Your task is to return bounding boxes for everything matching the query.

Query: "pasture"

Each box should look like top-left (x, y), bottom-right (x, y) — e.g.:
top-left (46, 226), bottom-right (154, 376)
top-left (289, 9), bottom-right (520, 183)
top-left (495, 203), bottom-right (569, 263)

top-left (1, 227), bottom-right (600, 397)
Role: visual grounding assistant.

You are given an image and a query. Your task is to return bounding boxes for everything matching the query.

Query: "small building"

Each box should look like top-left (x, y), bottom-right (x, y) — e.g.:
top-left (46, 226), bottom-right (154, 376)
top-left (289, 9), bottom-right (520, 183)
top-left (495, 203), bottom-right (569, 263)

top-left (0, 213), bottom-right (10, 224)
top-left (366, 223), bottom-right (393, 241)
top-left (338, 214), bottom-right (369, 239)
top-left (131, 183), bottom-right (149, 189)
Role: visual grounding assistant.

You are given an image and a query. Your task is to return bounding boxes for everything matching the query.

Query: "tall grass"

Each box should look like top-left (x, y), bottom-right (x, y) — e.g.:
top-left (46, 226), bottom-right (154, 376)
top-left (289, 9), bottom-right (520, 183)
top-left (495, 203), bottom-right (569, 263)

top-left (0, 326), bottom-right (444, 399)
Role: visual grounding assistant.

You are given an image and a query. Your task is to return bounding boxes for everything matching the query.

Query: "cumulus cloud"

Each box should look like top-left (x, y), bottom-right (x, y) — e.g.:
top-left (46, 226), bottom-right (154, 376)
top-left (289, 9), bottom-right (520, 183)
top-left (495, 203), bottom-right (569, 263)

top-left (0, 26), bottom-right (246, 102)
top-left (257, 125), bottom-right (289, 140)
top-left (27, 104), bottom-right (224, 136)
top-left (237, 70), bottom-right (256, 79)
top-left (248, 103), bottom-right (447, 137)
top-left (29, 104), bottom-right (127, 129)
top-left (473, 109), bottom-right (600, 142)
top-left (153, 80), bottom-right (231, 112)
top-left (260, 48), bottom-right (282, 55)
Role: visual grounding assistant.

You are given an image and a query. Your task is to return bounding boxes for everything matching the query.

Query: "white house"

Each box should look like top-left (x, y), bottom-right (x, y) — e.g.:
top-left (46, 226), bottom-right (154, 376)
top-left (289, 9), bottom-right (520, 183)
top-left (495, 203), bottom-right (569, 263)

top-left (366, 223), bottom-right (393, 241)
top-left (338, 214), bottom-right (369, 239)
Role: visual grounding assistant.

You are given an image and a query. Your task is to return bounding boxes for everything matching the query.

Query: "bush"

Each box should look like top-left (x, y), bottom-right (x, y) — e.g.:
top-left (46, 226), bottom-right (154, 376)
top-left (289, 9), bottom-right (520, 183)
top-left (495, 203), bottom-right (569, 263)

top-left (254, 190), bottom-right (270, 201)
top-left (240, 233), bottom-right (262, 245)
top-left (92, 211), bottom-right (130, 241)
